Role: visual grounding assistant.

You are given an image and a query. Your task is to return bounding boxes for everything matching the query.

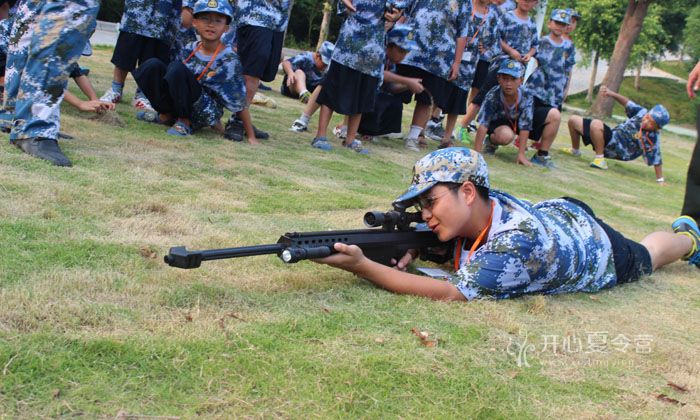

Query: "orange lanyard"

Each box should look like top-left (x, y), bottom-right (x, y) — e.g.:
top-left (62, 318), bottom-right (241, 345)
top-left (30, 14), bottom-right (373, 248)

top-left (454, 201), bottom-right (495, 270)
top-left (637, 128), bottom-right (655, 164)
top-left (183, 42), bottom-right (223, 81)
top-left (468, 8), bottom-right (488, 45)
top-left (502, 93), bottom-right (519, 132)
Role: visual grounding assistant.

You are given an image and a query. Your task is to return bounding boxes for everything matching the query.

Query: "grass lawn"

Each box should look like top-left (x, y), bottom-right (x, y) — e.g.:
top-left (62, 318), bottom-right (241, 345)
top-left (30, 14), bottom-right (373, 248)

top-left (566, 76), bottom-right (698, 128)
top-left (655, 60), bottom-right (695, 81)
top-left (1, 47), bottom-right (699, 418)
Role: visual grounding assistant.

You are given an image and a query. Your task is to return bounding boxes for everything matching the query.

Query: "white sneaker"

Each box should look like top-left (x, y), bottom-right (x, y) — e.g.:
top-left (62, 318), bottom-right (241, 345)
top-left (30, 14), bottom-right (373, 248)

top-left (405, 137), bottom-right (420, 152)
top-left (100, 88), bottom-right (122, 104)
top-left (332, 125), bottom-right (347, 139)
top-left (380, 132), bottom-right (403, 139)
top-left (131, 95), bottom-right (154, 111)
top-left (289, 119), bottom-right (308, 132)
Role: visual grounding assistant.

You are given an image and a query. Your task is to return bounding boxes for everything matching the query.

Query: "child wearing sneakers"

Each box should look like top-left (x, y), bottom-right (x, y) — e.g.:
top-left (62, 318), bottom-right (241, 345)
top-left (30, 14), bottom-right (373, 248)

top-left (132, 0), bottom-right (254, 143)
top-left (565, 85), bottom-right (670, 183)
top-left (314, 147), bottom-right (700, 301)
top-left (523, 9), bottom-right (576, 168)
top-left (281, 42), bottom-right (334, 104)
top-left (473, 60), bottom-right (535, 167)
top-left (100, 0), bottom-right (181, 110)
top-left (310, 0), bottom-right (404, 154)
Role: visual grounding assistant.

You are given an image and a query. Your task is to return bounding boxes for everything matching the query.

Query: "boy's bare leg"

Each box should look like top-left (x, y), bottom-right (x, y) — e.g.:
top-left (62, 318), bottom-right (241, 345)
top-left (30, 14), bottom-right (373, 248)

top-left (466, 87), bottom-right (479, 106)
top-left (243, 74), bottom-right (260, 104)
top-left (442, 113), bottom-right (459, 145)
top-left (491, 126), bottom-right (516, 145)
top-left (288, 69), bottom-right (307, 96)
top-left (304, 86), bottom-right (322, 116)
top-left (567, 115), bottom-right (583, 149)
top-left (538, 108), bottom-right (561, 152)
top-left (237, 108), bottom-right (259, 144)
top-left (641, 232), bottom-right (693, 271)
top-left (345, 113), bottom-right (362, 145)
top-left (411, 103), bottom-right (431, 131)
top-left (460, 102), bottom-right (480, 128)
top-left (113, 67), bottom-right (128, 85)
top-left (588, 119), bottom-right (606, 155)
top-left (316, 105), bottom-right (333, 138)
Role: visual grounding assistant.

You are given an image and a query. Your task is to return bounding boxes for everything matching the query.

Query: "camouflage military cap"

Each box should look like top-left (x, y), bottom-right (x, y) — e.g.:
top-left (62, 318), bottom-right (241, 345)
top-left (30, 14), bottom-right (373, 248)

top-left (567, 9), bottom-right (581, 20)
top-left (386, 23), bottom-right (418, 52)
top-left (394, 147), bottom-right (490, 206)
top-left (319, 41), bottom-right (334, 65)
top-left (550, 9), bottom-right (571, 25)
top-left (649, 104), bottom-right (670, 128)
top-left (497, 59), bottom-right (523, 78)
top-left (193, 0), bottom-right (234, 21)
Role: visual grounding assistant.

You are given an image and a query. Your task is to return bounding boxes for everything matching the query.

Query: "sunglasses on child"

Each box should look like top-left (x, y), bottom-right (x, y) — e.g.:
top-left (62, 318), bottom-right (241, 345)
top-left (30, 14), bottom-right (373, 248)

top-left (414, 185), bottom-right (461, 212)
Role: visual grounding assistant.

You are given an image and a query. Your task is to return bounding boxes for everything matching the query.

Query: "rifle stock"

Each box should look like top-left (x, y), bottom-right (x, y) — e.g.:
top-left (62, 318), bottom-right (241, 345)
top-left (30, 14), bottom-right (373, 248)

top-left (165, 209), bottom-right (443, 269)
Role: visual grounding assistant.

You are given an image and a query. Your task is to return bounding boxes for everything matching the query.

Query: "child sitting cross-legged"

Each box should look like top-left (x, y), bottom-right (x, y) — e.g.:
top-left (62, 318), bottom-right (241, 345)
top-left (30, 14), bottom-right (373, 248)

top-left (132, 0), bottom-right (256, 143)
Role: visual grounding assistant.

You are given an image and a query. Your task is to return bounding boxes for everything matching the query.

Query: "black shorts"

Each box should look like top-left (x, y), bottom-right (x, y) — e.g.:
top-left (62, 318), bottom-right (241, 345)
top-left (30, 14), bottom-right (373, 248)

top-left (582, 118), bottom-right (613, 147)
top-left (443, 85), bottom-right (468, 115)
top-left (237, 25), bottom-right (284, 82)
top-left (395, 64), bottom-right (452, 110)
top-left (471, 59), bottom-right (489, 89)
top-left (0, 52), bottom-right (6, 77)
top-left (531, 97), bottom-right (556, 141)
top-left (486, 118), bottom-right (543, 141)
top-left (359, 91), bottom-right (403, 136)
top-left (472, 67), bottom-right (498, 106)
top-left (317, 61), bottom-right (379, 115)
top-left (563, 197), bottom-right (652, 284)
top-left (280, 75), bottom-right (319, 98)
top-left (111, 31), bottom-right (171, 72)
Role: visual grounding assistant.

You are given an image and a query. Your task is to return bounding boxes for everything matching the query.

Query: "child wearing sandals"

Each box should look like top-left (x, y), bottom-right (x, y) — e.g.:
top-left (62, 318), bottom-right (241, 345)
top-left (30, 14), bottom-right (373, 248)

top-left (310, 0), bottom-right (404, 154)
top-left (132, 0), bottom-right (255, 143)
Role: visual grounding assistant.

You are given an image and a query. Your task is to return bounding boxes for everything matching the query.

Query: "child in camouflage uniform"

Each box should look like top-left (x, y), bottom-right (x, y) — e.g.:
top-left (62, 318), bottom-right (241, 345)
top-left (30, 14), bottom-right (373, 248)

top-left (523, 9), bottom-right (576, 169)
top-left (309, 0), bottom-right (404, 154)
top-left (132, 0), bottom-right (253, 142)
top-left (313, 147), bottom-right (700, 301)
top-left (395, 0), bottom-right (470, 152)
top-left (459, 0), bottom-right (539, 141)
top-left (472, 60), bottom-right (535, 166)
top-left (565, 85), bottom-right (670, 182)
top-left (100, 0), bottom-right (182, 110)
top-left (280, 41), bottom-right (334, 104)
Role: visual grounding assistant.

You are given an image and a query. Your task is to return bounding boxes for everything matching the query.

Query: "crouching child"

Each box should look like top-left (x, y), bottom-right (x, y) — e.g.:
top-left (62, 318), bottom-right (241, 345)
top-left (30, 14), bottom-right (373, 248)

top-left (133, 0), bottom-right (256, 143)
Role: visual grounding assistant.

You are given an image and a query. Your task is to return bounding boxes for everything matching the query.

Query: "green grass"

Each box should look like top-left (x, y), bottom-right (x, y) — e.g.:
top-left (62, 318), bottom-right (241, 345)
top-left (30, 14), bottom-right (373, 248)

top-left (655, 60), bottom-right (695, 80)
top-left (0, 49), bottom-right (699, 418)
top-left (566, 76), bottom-right (697, 127)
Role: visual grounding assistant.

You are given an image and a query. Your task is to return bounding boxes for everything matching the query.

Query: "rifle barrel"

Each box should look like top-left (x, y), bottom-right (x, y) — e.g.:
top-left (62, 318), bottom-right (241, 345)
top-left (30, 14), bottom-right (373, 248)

top-left (164, 244), bottom-right (285, 269)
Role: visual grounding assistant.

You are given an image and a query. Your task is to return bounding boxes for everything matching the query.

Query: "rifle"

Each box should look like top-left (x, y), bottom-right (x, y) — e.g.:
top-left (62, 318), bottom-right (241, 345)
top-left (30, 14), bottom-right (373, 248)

top-left (164, 206), bottom-right (443, 269)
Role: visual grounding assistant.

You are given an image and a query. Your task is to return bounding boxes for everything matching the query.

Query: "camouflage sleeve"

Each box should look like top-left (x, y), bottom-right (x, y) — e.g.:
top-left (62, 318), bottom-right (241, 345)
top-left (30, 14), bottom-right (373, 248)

top-left (625, 100), bottom-right (646, 119)
top-left (457, 0), bottom-right (470, 39)
top-left (449, 232), bottom-right (534, 301)
top-left (477, 89), bottom-right (497, 127)
top-left (529, 21), bottom-right (539, 49)
top-left (518, 91), bottom-right (534, 131)
top-left (289, 52), bottom-right (314, 73)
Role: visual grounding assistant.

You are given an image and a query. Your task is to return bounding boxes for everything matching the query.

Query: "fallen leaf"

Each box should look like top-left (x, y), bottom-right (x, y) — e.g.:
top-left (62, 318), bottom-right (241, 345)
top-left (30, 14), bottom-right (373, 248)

top-left (656, 394), bottom-right (686, 406)
top-left (322, 307), bottom-right (331, 313)
top-left (52, 389), bottom-right (60, 398)
top-left (139, 246), bottom-right (157, 259)
top-left (184, 313), bottom-right (193, 322)
top-left (374, 338), bottom-right (385, 344)
top-left (506, 370), bottom-right (520, 379)
top-left (411, 327), bottom-right (438, 347)
top-left (589, 295), bottom-right (600, 301)
top-left (667, 382), bottom-right (690, 393)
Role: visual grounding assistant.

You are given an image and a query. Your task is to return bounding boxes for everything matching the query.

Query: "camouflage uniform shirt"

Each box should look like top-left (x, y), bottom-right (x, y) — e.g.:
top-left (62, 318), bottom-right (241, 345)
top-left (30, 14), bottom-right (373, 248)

top-left (477, 85), bottom-right (534, 132)
top-left (235, 0), bottom-right (291, 32)
top-left (331, 0), bottom-right (392, 79)
top-left (473, 5), bottom-right (502, 64)
top-left (449, 191), bottom-right (616, 300)
top-left (490, 10), bottom-right (538, 71)
top-left (401, 0), bottom-right (470, 80)
top-left (454, 0), bottom-right (477, 90)
top-left (287, 52), bottom-right (326, 87)
top-left (605, 101), bottom-right (662, 166)
top-left (120, 0), bottom-right (182, 42)
top-left (179, 41), bottom-right (247, 128)
top-left (526, 35), bottom-right (576, 108)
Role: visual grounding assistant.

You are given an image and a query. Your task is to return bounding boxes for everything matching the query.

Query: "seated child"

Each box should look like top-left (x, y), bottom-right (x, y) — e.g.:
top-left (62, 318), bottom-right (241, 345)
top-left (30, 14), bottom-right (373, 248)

top-left (313, 147), bottom-right (700, 301)
top-left (132, 0), bottom-right (255, 143)
top-left (565, 85), bottom-right (670, 183)
top-left (281, 41), bottom-right (334, 103)
top-left (473, 60), bottom-right (544, 168)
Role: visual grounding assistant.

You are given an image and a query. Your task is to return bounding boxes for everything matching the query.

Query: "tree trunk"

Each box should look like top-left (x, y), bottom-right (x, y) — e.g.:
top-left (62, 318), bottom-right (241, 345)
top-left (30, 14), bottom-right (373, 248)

top-left (316, 1), bottom-right (333, 51)
top-left (586, 51), bottom-right (600, 103)
top-left (282, 0), bottom-right (295, 50)
top-left (590, 0), bottom-right (651, 117)
top-left (634, 63), bottom-right (642, 90)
